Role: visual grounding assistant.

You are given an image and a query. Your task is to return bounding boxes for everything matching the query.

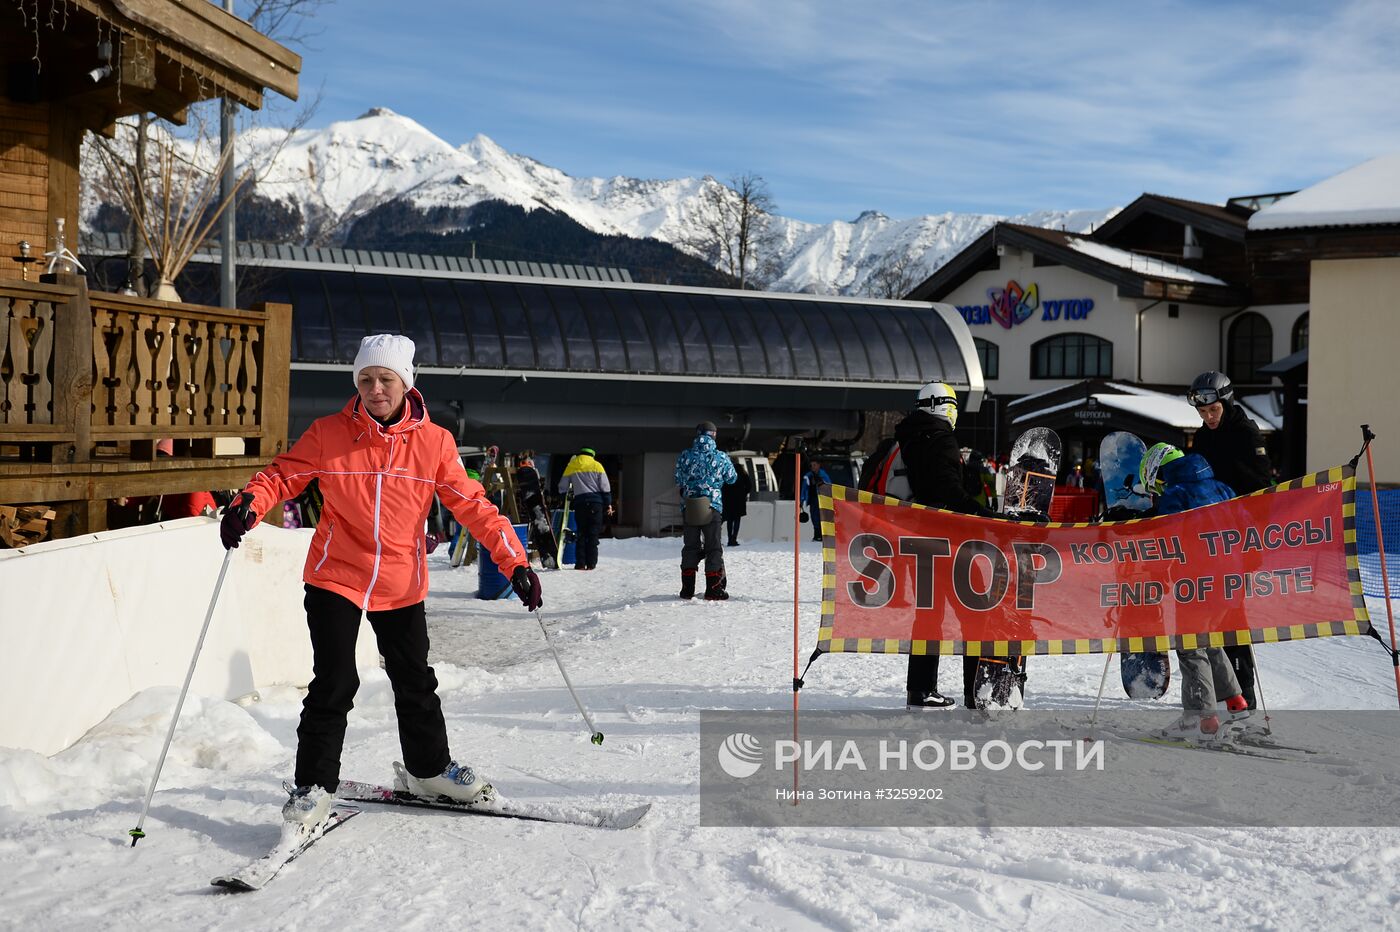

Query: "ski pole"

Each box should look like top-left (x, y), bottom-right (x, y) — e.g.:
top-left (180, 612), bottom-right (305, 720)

top-left (1090, 652), bottom-right (1113, 725)
top-left (129, 547), bottom-right (234, 847)
top-left (1247, 643), bottom-right (1271, 735)
top-left (535, 614), bottom-right (604, 745)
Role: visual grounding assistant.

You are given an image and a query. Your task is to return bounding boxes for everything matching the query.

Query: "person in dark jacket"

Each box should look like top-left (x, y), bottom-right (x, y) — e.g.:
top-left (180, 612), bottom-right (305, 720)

top-left (721, 461), bottom-right (752, 546)
top-left (1140, 443), bottom-right (1252, 739)
top-left (1187, 370), bottom-right (1272, 707)
top-left (895, 382), bottom-right (996, 710)
top-left (800, 459), bottom-right (831, 541)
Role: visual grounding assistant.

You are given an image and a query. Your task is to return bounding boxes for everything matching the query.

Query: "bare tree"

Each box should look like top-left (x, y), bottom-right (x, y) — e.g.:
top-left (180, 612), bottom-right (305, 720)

top-left (684, 173), bottom-right (784, 290)
top-left (83, 0), bottom-right (331, 295)
top-left (862, 251), bottom-right (923, 299)
top-left (242, 0), bottom-right (335, 48)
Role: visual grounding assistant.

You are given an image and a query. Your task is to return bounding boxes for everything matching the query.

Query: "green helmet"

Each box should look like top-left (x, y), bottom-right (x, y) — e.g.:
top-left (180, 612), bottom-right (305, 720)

top-left (1138, 443), bottom-right (1184, 496)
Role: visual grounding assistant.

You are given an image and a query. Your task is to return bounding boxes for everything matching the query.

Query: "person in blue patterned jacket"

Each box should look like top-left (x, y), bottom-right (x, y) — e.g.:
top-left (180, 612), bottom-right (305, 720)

top-left (674, 421), bottom-right (738, 600)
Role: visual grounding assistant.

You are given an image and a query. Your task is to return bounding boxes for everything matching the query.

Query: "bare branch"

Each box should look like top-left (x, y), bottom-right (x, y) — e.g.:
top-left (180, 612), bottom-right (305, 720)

top-left (681, 172), bottom-right (783, 289)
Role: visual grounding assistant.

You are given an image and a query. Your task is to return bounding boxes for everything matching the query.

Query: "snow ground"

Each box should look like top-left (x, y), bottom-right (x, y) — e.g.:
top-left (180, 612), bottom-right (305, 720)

top-left (2, 536), bottom-right (1399, 931)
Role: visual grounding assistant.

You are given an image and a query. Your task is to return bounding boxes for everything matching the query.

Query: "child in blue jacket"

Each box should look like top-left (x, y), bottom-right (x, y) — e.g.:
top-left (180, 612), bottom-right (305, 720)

top-left (1140, 444), bottom-right (1252, 739)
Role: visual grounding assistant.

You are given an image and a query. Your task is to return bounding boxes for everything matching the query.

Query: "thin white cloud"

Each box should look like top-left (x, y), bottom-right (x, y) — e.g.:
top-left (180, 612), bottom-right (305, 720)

top-left (308, 0), bottom-right (1400, 220)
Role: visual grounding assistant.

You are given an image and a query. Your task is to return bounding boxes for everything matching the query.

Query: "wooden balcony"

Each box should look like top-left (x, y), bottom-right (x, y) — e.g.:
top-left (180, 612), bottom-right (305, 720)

top-left (0, 274), bottom-right (290, 538)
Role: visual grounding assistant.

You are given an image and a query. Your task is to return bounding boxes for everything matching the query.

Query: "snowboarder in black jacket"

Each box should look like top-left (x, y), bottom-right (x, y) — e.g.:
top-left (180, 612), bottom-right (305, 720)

top-left (1188, 371), bottom-right (1272, 495)
top-left (895, 382), bottom-right (995, 710)
top-left (1187, 370), bottom-right (1273, 708)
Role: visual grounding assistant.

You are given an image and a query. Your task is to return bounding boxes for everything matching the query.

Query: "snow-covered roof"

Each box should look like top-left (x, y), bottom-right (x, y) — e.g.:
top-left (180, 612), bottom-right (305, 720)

top-left (1064, 237), bottom-right (1228, 285)
top-left (1249, 153), bottom-right (1400, 230)
top-left (1238, 392), bottom-right (1284, 431)
top-left (1012, 385), bottom-right (1275, 434)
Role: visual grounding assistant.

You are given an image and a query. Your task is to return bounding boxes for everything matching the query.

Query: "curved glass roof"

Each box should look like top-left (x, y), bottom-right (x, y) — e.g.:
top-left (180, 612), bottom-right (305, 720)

top-left (147, 260), bottom-right (976, 388)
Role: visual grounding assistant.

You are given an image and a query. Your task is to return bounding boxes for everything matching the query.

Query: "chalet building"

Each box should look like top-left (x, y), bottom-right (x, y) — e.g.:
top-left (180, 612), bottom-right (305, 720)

top-left (0, 1), bottom-right (300, 537)
top-left (909, 193), bottom-right (1310, 478)
top-left (1248, 154), bottom-right (1400, 486)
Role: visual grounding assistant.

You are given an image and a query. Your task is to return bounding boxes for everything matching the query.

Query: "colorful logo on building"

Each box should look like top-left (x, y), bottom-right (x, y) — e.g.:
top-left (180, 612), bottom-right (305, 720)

top-left (957, 280), bottom-right (1094, 328)
top-left (986, 280), bottom-right (1038, 328)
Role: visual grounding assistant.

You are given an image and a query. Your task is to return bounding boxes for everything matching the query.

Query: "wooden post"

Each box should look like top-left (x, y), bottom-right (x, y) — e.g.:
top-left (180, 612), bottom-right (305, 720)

top-left (47, 273), bottom-right (90, 465)
top-left (255, 302), bottom-right (292, 457)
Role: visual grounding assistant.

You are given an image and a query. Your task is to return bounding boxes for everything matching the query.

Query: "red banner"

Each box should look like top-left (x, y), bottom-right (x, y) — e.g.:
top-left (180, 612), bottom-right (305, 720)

top-left (818, 467), bottom-right (1371, 655)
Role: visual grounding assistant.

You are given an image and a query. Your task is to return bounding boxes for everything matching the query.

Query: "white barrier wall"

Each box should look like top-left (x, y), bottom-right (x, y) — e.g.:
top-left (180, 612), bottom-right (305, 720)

top-left (0, 519), bottom-right (379, 756)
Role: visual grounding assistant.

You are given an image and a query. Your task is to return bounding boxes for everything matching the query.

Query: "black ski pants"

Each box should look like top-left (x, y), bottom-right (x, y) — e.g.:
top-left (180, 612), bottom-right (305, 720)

top-left (295, 584), bottom-right (451, 792)
top-left (573, 499), bottom-right (604, 568)
top-left (1225, 644), bottom-right (1257, 708)
top-left (681, 510), bottom-right (725, 573)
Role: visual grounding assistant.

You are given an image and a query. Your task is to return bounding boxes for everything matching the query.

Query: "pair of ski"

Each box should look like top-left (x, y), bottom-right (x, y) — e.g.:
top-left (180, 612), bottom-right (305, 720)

top-left (1125, 721), bottom-right (1326, 762)
top-left (211, 766), bottom-right (651, 892)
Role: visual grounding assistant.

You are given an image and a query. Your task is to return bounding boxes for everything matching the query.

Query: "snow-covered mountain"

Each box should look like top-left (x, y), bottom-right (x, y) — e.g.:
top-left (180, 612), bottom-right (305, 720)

top-left (83, 108), bottom-right (1117, 295)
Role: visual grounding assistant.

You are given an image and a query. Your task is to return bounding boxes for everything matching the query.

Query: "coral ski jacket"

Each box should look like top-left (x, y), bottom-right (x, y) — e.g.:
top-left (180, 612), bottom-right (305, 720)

top-left (241, 390), bottom-right (527, 611)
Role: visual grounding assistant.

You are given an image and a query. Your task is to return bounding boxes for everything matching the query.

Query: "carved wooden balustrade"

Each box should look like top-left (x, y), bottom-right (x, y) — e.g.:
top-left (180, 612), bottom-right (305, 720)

top-left (0, 274), bottom-right (291, 538)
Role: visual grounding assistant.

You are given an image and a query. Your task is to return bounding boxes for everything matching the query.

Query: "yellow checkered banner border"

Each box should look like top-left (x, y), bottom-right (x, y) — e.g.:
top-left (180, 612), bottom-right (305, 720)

top-left (816, 466), bottom-right (1371, 656)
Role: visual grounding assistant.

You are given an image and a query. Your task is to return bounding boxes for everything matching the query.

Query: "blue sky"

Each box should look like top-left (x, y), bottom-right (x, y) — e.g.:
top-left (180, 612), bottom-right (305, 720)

top-left (275, 0), bottom-right (1400, 223)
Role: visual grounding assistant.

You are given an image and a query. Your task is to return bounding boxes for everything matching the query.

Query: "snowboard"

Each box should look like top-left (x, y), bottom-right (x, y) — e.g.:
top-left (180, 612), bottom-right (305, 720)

top-left (515, 464), bottom-right (559, 569)
top-left (1001, 427), bottom-right (1061, 520)
top-left (972, 656), bottom-right (1026, 711)
top-left (1097, 431), bottom-right (1169, 697)
top-left (555, 492), bottom-right (573, 568)
top-left (1098, 431), bottom-right (1153, 519)
top-left (1121, 652), bottom-right (1171, 700)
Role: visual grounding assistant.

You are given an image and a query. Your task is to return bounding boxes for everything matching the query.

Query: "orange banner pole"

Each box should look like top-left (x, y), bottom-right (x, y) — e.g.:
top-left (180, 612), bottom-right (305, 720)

top-left (792, 450), bottom-right (802, 804)
top-left (1363, 438), bottom-right (1400, 709)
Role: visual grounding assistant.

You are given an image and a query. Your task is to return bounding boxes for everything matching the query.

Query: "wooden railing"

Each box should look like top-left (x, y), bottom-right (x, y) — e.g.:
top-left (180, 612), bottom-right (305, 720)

top-left (1, 274), bottom-right (290, 457)
top-left (0, 274), bottom-right (291, 537)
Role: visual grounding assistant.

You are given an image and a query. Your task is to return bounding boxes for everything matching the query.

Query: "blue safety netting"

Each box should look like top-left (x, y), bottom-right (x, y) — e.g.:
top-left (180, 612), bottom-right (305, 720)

top-left (1355, 488), bottom-right (1400, 599)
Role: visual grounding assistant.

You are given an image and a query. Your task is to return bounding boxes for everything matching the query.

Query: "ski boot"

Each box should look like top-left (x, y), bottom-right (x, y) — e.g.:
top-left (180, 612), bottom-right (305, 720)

top-left (282, 784), bottom-right (334, 829)
top-left (703, 570), bottom-right (729, 601)
top-left (1224, 693), bottom-right (1250, 723)
top-left (397, 760), bottom-right (493, 804)
top-left (680, 568), bottom-right (697, 600)
top-left (906, 689), bottom-right (955, 710)
top-left (1158, 713), bottom-right (1226, 743)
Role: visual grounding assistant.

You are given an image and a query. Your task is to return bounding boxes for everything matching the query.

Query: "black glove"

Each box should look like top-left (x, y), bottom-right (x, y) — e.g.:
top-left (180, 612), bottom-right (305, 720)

top-left (799, 512), bottom-right (810, 524)
top-left (220, 491), bottom-right (255, 550)
top-left (511, 565), bottom-right (543, 612)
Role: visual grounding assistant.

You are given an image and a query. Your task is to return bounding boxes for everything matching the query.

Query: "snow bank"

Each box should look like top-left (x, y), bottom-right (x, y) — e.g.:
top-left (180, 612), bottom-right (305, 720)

top-left (0, 520), bottom-right (377, 756)
top-left (2, 537), bottom-right (1398, 929)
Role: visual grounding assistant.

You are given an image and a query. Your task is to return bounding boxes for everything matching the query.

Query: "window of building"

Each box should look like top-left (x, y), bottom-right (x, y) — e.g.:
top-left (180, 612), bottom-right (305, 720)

top-left (1030, 333), bottom-right (1111, 379)
top-left (1291, 311), bottom-right (1309, 353)
top-left (973, 337), bottom-right (999, 380)
top-left (1227, 312), bottom-right (1273, 384)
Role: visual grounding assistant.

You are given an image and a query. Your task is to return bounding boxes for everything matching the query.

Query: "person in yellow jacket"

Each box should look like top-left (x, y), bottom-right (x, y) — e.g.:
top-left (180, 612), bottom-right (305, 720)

top-left (558, 447), bottom-right (613, 570)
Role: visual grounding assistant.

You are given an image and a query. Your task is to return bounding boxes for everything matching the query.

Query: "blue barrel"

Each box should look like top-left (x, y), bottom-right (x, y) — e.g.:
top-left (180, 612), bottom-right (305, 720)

top-left (477, 523), bottom-right (530, 599)
top-left (552, 508), bottom-right (577, 565)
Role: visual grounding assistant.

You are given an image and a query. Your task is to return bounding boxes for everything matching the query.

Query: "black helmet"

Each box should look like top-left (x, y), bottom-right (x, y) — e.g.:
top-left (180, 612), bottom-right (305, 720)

top-left (1188, 371), bottom-right (1233, 407)
top-left (696, 420), bottom-right (717, 434)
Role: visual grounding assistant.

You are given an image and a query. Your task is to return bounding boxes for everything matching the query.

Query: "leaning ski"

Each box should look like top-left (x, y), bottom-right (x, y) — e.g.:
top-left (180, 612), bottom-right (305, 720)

top-left (211, 805), bottom-right (361, 892)
top-left (336, 778), bottom-right (650, 830)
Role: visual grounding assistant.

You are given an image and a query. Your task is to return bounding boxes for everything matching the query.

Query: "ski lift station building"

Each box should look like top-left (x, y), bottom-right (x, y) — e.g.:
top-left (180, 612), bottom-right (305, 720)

top-left (84, 240), bottom-right (984, 536)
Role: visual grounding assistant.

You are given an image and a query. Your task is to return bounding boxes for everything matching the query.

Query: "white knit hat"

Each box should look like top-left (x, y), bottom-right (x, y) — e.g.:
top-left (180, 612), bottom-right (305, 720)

top-left (352, 334), bottom-right (416, 390)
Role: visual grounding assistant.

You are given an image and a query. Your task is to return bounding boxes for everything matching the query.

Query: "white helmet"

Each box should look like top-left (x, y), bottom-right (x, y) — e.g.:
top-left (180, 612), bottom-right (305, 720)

top-left (916, 381), bottom-right (958, 427)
